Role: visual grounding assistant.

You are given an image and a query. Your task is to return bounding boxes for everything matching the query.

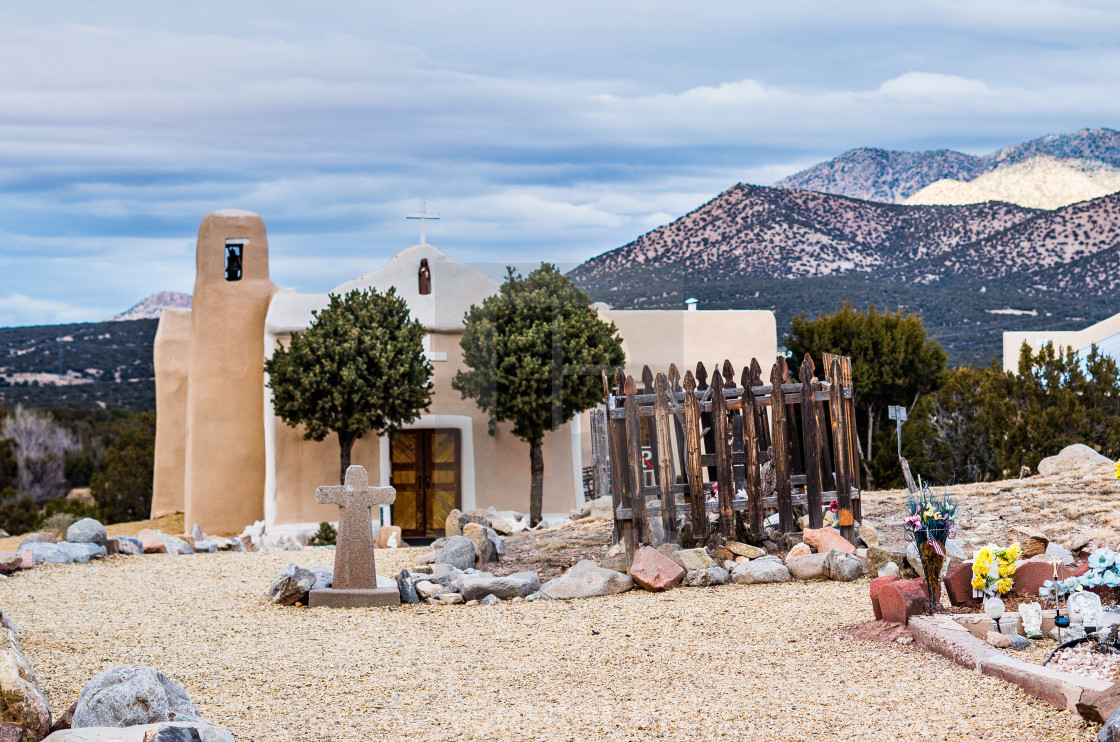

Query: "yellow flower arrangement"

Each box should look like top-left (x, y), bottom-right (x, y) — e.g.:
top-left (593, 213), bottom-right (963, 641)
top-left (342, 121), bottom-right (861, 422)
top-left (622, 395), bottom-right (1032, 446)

top-left (971, 542), bottom-right (1020, 596)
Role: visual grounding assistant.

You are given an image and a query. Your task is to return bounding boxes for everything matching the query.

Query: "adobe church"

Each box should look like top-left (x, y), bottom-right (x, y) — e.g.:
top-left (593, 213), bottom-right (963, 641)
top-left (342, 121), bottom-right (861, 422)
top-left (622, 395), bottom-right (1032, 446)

top-left (151, 210), bottom-right (777, 538)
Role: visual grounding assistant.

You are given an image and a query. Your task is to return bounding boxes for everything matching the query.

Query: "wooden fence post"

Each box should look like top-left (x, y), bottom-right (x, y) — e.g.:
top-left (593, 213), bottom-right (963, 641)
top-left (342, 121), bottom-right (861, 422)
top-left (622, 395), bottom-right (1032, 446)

top-left (653, 373), bottom-right (679, 544)
top-left (749, 358), bottom-right (771, 452)
top-left (709, 371), bottom-right (734, 538)
top-left (609, 368), bottom-right (633, 552)
top-left (642, 365), bottom-right (659, 488)
top-left (740, 373), bottom-right (764, 538)
top-left (828, 359), bottom-right (855, 543)
top-left (799, 355), bottom-right (824, 530)
top-left (770, 361), bottom-right (794, 533)
top-left (840, 356), bottom-right (862, 521)
top-left (589, 405), bottom-right (610, 503)
top-left (682, 371), bottom-right (707, 540)
top-left (624, 376), bottom-right (647, 556)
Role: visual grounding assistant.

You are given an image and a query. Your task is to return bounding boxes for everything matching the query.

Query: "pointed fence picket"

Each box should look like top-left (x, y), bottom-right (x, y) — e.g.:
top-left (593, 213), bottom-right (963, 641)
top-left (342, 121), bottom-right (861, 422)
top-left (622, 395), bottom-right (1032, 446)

top-left (596, 354), bottom-right (862, 568)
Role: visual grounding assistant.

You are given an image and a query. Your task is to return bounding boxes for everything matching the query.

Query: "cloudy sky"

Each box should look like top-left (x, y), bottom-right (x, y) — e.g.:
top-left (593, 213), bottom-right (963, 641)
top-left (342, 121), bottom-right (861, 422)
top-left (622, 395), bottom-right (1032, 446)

top-left (2, 1), bottom-right (1119, 326)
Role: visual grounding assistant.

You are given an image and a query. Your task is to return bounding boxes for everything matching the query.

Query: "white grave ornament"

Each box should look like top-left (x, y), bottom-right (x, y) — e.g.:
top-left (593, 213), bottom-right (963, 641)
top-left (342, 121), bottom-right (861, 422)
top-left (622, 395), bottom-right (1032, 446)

top-left (1069, 591), bottom-right (1104, 629)
top-left (1019, 602), bottom-right (1043, 639)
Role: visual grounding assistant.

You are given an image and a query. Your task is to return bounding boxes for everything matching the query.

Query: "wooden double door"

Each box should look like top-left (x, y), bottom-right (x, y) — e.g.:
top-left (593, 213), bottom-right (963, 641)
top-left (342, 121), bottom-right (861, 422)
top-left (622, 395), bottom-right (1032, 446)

top-left (389, 428), bottom-right (462, 538)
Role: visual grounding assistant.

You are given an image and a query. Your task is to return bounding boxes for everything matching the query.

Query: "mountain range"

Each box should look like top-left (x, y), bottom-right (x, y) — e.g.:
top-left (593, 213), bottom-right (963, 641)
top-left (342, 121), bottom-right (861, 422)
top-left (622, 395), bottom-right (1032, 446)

top-left (105, 291), bottom-right (191, 321)
top-left (774, 127), bottom-right (1120, 203)
top-left (570, 175), bottom-right (1120, 365)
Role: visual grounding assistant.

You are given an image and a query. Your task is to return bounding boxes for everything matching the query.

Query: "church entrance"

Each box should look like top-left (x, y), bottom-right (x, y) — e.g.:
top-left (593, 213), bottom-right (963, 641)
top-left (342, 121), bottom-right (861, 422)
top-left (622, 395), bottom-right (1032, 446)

top-left (389, 428), bottom-right (462, 538)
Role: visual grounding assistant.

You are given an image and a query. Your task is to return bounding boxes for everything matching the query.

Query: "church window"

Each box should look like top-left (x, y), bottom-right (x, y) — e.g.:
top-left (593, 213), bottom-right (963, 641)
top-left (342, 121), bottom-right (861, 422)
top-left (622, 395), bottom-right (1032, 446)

top-left (225, 240), bottom-right (245, 281)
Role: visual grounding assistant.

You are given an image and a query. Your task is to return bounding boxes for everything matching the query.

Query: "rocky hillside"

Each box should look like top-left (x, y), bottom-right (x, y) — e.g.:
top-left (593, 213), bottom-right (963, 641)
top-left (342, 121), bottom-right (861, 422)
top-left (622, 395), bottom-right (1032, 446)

top-left (0, 319), bottom-right (157, 410)
top-left (569, 184), bottom-right (1120, 365)
top-left (106, 292), bottom-right (191, 321)
top-left (904, 156), bottom-right (1120, 209)
top-left (775, 127), bottom-right (1120, 202)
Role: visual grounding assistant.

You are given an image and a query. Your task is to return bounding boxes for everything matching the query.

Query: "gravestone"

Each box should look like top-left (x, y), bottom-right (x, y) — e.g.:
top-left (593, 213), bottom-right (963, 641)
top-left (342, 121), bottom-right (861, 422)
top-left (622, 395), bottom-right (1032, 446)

top-left (308, 465), bottom-right (401, 608)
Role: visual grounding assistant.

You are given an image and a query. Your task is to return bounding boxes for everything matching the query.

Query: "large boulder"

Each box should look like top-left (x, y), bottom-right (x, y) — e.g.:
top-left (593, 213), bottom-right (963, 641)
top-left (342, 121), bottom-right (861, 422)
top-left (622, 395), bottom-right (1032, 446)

top-left (802, 527), bottom-right (856, 555)
top-left (307, 567), bottom-right (333, 590)
top-left (588, 496), bottom-right (614, 521)
top-left (670, 548), bottom-right (716, 571)
top-left (1038, 443), bottom-right (1113, 475)
top-left (71, 667), bottom-right (201, 729)
top-left (24, 543), bottom-right (105, 566)
top-left (786, 554), bottom-right (828, 581)
top-left (867, 546), bottom-right (914, 578)
top-left (630, 546), bottom-right (685, 592)
top-left (267, 563), bottom-right (316, 605)
top-left (435, 536), bottom-right (476, 572)
top-left (540, 561), bottom-right (632, 600)
top-left (0, 627), bottom-right (52, 742)
top-left (65, 520), bottom-right (107, 548)
top-left (822, 549), bottom-right (864, 582)
top-left (43, 721), bottom-right (234, 742)
top-left (459, 572), bottom-right (540, 601)
top-left (683, 567), bottom-right (730, 587)
top-left (731, 557), bottom-right (791, 584)
top-left (725, 541), bottom-right (766, 559)
top-left (159, 536), bottom-right (193, 556)
top-left (16, 534), bottom-right (55, 551)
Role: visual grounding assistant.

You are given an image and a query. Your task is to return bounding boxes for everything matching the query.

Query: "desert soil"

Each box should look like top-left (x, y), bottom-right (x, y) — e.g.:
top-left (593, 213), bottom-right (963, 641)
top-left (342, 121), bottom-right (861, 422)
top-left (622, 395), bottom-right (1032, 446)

top-left (4, 547), bottom-right (1098, 742)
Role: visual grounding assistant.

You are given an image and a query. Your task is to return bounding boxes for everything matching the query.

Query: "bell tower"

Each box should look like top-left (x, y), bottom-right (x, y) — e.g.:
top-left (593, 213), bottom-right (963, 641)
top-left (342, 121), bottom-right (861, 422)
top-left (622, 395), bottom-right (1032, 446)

top-left (183, 210), bottom-right (277, 534)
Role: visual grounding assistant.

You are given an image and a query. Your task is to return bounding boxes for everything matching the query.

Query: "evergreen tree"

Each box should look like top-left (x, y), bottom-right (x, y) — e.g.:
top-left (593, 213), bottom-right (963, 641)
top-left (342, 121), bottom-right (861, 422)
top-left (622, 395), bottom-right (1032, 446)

top-left (786, 303), bottom-right (948, 489)
top-left (983, 342), bottom-right (1120, 475)
top-left (453, 265), bottom-right (624, 525)
top-left (265, 288), bottom-right (433, 484)
top-left (90, 412), bottom-right (155, 524)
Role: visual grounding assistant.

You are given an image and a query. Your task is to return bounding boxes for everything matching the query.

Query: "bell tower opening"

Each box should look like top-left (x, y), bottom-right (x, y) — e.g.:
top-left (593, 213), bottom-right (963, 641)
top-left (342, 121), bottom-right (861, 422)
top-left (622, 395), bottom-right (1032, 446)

top-left (224, 239), bottom-right (246, 281)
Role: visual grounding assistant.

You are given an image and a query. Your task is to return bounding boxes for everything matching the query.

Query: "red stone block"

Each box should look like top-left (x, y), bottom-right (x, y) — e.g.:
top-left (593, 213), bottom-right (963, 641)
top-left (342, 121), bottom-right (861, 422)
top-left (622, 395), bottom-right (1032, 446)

top-left (943, 562), bottom-right (981, 607)
top-left (880, 579), bottom-right (929, 626)
top-left (869, 575), bottom-right (900, 621)
top-left (1013, 561), bottom-right (1087, 598)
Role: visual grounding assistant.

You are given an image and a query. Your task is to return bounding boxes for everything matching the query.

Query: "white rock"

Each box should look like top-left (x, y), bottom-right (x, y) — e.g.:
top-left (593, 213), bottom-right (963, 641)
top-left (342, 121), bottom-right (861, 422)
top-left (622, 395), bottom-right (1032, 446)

top-left (1038, 443), bottom-right (1113, 475)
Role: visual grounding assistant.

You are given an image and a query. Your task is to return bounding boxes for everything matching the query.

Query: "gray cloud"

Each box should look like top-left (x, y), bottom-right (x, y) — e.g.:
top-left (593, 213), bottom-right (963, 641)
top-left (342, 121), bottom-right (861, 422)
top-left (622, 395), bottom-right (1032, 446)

top-left (1, 1), bottom-right (1119, 325)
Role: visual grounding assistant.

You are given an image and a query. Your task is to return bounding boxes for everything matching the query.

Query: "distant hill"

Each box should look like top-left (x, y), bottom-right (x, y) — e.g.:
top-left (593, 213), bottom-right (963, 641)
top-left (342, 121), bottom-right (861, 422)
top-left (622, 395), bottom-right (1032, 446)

top-left (774, 127), bottom-right (1120, 203)
top-left (106, 292), bottom-right (191, 321)
top-left (904, 156), bottom-right (1120, 209)
top-left (569, 184), bottom-right (1120, 366)
top-left (0, 319), bottom-right (157, 411)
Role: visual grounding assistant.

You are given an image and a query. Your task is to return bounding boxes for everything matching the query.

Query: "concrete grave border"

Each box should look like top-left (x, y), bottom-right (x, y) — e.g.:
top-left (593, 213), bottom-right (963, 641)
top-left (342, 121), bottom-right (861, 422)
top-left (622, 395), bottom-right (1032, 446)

top-left (909, 611), bottom-right (1113, 711)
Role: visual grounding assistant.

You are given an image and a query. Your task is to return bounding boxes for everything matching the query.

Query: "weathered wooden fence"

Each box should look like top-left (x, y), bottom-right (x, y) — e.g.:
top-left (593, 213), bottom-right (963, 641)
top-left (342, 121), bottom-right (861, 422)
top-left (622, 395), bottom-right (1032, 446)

top-left (590, 353), bottom-right (862, 568)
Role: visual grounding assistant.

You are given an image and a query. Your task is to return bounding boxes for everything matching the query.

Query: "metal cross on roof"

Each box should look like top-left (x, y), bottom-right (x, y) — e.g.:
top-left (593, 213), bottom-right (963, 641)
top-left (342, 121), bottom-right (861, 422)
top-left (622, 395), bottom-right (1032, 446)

top-left (406, 200), bottom-right (440, 245)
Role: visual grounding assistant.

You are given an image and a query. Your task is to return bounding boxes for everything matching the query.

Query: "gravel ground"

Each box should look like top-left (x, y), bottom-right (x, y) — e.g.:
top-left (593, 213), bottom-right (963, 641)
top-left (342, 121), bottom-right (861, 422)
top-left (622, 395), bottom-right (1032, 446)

top-left (1, 549), bottom-right (1098, 742)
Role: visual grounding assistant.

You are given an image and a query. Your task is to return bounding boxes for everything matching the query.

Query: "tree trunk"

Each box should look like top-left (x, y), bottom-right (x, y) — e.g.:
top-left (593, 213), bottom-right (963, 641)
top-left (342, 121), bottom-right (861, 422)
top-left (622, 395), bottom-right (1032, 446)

top-left (338, 433), bottom-right (356, 485)
top-left (866, 405), bottom-right (874, 462)
top-left (529, 439), bottom-right (544, 527)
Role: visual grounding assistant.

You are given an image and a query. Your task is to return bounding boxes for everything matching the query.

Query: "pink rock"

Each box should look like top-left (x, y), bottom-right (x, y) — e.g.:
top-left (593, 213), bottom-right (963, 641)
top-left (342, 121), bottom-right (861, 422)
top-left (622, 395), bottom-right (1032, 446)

top-left (0, 553), bottom-right (22, 575)
top-left (869, 575), bottom-right (900, 621)
top-left (629, 546), bottom-right (685, 592)
top-left (136, 529), bottom-right (168, 554)
top-left (787, 543), bottom-right (812, 560)
top-left (802, 527), bottom-right (855, 555)
top-left (986, 630), bottom-right (1011, 648)
top-left (17, 550), bottom-right (32, 570)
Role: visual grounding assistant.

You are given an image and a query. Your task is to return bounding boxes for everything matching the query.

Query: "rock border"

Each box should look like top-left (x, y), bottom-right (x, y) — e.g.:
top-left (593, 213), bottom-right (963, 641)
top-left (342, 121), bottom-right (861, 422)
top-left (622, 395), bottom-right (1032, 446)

top-left (909, 613), bottom-right (1111, 711)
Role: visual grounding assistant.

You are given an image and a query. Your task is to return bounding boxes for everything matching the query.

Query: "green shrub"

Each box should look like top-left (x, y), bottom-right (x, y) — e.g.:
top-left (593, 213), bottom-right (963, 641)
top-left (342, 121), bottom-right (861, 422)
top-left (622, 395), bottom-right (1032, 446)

top-left (40, 495), bottom-right (100, 522)
top-left (308, 521), bottom-right (337, 546)
top-left (40, 512), bottom-right (79, 540)
top-left (0, 490), bottom-right (39, 535)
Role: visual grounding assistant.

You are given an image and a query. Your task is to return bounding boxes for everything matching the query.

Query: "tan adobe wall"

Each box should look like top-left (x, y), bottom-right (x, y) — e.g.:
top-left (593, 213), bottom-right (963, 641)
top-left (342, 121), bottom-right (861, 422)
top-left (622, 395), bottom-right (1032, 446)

top-left (184, 211), bottom-right (277, 535)
top-left (150, 308), bottom-right (192, 517)
top-left (1003, 310), bottom-right (1120, 372)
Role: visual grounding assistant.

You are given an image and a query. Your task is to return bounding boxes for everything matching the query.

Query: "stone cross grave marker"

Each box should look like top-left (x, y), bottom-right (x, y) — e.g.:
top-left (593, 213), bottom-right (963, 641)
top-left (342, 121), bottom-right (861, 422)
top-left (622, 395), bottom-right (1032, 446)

top-left (310, 465), bottom-right (401, 607)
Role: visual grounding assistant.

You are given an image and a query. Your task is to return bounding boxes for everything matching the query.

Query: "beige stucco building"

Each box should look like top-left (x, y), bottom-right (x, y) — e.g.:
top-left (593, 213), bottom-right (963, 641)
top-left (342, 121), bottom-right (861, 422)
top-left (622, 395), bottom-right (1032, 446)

top-left (1003, 312), bottom-right (1120, 372)
top-left (153, 210), bottom-right (777, 538)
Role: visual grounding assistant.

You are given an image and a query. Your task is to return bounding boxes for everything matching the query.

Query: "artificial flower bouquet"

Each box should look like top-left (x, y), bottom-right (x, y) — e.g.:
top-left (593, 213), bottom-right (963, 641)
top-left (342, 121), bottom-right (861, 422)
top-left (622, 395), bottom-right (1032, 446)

top-left (971, 543), bottom-right (1020, 597)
